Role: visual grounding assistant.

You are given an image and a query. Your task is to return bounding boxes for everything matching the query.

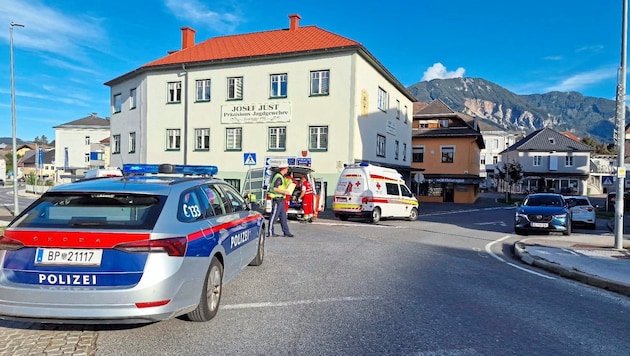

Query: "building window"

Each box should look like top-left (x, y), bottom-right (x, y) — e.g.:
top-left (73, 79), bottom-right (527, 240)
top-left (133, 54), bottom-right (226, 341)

top-left (195, 128), bottom-right (210, 150)
top-left (113, 93), bottom-right (122, 113)
top-left (130, 88), bottom-right (137, 109)
top-left (492, 156), bottom-right (498, 164)
top-left (377, 87), bottom-right (388, 111)
top-left (404, 105), bottom-right (408, 124)
top-left (167, 81), bottom-right (182, 103)
top-left (565, 156), bottom-right (574, 167)
top-left (396, 100), bottom-right (400, 119)
top-left (113, 135), bottom-right (121, 154)
top-left (166, 129), bottom-right (181, 150)
top-left (227, 77), bottom-right (243, 100)
top-left (85, 153), bottom-right (90, 163)
top-left (226, 127), bottom-right (242, 150)
top-left (419, 122), bottom-right (429, 128)
top-left (129, 132), bottom-right (136, 153)
top-left (270, 74), bottom-right (287, 98)
top-left (533, 155), bottom-right (542, 166)
top-left (441, 146), bottom-right (454, 163)
top-left (310, 70), bottom-right (329, 95)
top-left (439, 119), bottom-right (449, 128)
top-left (196, 79), bottom-right (211, 102)
top-left (309, 126), bottom-right (328, 151)
top-left (481, 155), bottom-right (486, 165)
top-left (377, 134), bottom-right (386, 157)
top-left (394, 140), bottom-right (399, 160)
top-left (412, 146), bottom-right (424, 162)
top-left (85, 136), bottom-right (90, 145)
top-left (403, 143), bottom-right (407, 161)
top-left (268, 127), bottom-right (286, 150)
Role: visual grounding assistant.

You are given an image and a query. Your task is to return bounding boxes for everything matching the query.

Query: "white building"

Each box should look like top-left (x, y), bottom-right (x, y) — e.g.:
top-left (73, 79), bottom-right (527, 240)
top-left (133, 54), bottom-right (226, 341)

top-left (53, 113), bottom-right (111, 172)
top-left (104, 14), bottom-right (416, 199)
top-left (478, 124), bottom-right (521, 179)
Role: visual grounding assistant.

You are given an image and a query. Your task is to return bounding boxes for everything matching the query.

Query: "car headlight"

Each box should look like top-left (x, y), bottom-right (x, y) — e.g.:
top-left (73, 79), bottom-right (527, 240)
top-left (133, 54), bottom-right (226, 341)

top-left (515, 212), bottom-right (528, 219)
top-left (554, 214), bottom-right (567, 219)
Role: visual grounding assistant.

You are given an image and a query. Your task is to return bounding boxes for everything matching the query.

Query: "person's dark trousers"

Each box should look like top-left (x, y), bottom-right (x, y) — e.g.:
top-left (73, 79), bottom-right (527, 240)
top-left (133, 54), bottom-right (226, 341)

top-left (268, 198), bottom-right (291, 236)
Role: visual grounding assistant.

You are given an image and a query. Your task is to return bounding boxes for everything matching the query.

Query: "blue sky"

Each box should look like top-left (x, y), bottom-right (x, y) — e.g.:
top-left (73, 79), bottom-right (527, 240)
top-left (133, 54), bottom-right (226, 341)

top-left (0, 0), bottom-right (626, 142)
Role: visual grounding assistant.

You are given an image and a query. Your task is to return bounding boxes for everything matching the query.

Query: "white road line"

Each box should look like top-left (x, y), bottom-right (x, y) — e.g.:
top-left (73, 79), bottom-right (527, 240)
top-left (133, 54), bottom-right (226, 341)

top-left (222, 296), bottom-right (380, 310)
top-left (485, 235), bottom-right (556, 280)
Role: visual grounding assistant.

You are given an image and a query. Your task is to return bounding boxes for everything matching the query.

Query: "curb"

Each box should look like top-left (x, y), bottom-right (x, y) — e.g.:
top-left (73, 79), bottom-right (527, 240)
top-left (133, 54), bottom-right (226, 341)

top-left (514, 242), bottom-right (630, 297)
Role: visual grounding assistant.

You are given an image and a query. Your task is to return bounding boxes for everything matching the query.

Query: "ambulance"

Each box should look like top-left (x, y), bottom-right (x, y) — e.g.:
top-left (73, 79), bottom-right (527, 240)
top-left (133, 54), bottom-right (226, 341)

top-left (332, 163), bottom-right (418, 223)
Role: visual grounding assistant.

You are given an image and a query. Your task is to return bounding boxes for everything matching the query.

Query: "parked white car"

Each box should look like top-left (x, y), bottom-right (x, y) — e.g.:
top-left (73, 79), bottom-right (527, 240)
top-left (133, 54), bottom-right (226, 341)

top-left (564, 195), bottom-right (597, 230)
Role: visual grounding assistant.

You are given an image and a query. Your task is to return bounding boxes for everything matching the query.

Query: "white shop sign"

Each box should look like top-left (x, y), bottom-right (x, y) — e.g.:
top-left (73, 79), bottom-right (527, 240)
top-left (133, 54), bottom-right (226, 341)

top-left (221, 102), bottom-right (292, 124)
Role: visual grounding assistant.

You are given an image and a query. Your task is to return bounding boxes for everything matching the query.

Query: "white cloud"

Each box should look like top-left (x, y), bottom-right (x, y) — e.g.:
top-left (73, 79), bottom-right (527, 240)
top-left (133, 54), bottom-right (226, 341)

top-left (164, 0), bottom-right (244, 33)
top-left (0, 1), bottom-right (108, 63)
top-left (544, 67), bottom-right (616, 93)
top-left (421, 63), bottom-right (465, 81)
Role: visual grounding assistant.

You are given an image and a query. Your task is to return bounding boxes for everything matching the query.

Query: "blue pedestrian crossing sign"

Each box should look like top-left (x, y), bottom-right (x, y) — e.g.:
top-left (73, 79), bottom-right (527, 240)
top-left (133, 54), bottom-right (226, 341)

top-left (244, 153), bottom-right (257, 166)
top-left (602, 176), bottom-right (615, 185)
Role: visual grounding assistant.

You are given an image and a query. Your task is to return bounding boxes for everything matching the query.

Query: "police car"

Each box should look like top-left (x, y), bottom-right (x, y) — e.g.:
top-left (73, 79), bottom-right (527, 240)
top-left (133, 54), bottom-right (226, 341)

top-left (0, 164), bottom-right (266, 324)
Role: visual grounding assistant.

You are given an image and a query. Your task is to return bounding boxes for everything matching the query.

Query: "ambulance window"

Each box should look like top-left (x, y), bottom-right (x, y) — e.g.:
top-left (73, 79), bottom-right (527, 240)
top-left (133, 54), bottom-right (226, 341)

top-left (400, 184), bottom-right (413, 197)
top-left (385, 183), bottom-right (400, 196)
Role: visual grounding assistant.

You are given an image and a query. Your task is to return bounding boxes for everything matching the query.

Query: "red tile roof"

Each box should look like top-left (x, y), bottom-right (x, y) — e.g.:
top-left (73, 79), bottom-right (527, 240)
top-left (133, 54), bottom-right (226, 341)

top-left (144, 25), bottom-right (361, 68)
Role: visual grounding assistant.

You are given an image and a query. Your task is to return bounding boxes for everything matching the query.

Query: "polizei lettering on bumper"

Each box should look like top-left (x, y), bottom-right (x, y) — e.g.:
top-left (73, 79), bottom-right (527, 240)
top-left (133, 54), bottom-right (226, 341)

top-left (38, 274), bottom-right (97, 285)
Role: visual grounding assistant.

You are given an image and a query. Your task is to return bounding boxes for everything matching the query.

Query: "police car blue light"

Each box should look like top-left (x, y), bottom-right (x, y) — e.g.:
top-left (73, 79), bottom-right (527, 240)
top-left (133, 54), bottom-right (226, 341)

top-left (123, 163), bottom-right (218, 176)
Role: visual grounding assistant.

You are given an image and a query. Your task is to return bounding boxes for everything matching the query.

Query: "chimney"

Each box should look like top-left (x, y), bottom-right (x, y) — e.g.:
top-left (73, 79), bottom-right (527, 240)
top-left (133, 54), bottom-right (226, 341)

top-left (289, 14), bottom-right (301, 31)
top-left (181, 26), bottom-right (196, 49)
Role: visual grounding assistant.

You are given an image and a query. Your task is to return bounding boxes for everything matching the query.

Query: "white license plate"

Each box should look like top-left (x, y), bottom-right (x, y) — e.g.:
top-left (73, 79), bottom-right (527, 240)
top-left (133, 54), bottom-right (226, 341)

top-left (35, 248), bottom-right (103, 266)
top-left (531, 222), bottom-right (548, 228)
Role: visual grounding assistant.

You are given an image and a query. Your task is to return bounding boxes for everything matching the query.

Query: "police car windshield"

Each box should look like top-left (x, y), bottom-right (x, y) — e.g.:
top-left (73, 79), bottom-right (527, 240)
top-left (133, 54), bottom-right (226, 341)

top-left (12, 193), bottom-right (165, 230)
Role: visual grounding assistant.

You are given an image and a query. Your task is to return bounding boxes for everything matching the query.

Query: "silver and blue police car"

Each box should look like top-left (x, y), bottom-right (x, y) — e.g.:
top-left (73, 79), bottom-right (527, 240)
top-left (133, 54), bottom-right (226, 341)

top-left (0, 164), bottom-right (266, 324)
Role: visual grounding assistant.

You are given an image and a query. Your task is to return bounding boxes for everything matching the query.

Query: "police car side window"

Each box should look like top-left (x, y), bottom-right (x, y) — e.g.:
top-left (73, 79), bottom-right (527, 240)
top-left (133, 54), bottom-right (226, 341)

top-left (220, 184), bottom-right (247, 212)
top-left (200, 184), bottom-right (227, 216)
top-left (178, 190), bottom-right (203, 222)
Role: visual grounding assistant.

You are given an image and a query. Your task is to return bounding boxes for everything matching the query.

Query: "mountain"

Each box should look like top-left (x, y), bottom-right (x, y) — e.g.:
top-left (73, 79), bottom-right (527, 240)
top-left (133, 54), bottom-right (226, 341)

top-left (407, 77), bottom-right (626, 143)
top-left (0, 137), bottom-right (28, 146)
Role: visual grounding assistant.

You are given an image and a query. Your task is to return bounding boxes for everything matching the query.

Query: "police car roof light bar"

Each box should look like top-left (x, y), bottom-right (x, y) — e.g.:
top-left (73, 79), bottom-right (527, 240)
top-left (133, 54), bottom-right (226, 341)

top-left (123, 164), bottom-right (218, 176)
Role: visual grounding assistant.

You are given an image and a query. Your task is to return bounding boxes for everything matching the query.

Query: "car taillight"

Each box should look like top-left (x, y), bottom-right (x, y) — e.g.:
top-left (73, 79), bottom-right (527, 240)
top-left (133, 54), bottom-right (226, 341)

top-left (114, 237), bottom-right (187, 256)
top-left (0, 236), bottom-right (25, 251)
top-left (581, 207), bottom-right (593, 212)
top-left (136, 300), bottom-right (171, 308)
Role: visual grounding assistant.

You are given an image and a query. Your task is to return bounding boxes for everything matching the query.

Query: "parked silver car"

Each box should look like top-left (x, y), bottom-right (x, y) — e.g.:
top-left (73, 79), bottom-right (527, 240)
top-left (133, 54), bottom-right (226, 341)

top-left (0, 164), bottom-right (266, 324)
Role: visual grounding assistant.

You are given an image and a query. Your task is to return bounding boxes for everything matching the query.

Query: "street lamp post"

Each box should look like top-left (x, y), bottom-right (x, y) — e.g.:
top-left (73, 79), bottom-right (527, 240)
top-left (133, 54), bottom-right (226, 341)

top-left (10, 22), bottom-right (24, 216)
top-left (614, 0), bottom-right (628, 250)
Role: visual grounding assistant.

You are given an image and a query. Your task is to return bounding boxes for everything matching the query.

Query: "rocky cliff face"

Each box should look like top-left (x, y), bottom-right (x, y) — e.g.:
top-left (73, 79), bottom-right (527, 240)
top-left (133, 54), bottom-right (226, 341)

top-left (407, 77), bottom-right (621, 142)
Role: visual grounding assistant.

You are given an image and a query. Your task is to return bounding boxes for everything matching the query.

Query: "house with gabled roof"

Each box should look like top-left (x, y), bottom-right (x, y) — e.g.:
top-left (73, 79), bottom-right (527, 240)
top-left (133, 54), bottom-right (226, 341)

top-left (104, 14), bottom-right (416, 200)
top-left (53, 113), bottom-right (110, 172)
top-left (411, 99), bottom-right (485, 203)
top-left (499, 127), bottom-right (594, 194)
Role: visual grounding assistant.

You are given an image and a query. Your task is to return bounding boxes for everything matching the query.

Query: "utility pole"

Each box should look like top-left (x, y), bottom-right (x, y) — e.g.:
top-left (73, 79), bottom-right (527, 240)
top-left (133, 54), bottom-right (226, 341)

top-left (10, 22), bottom-right (24, 216)
top-left (614, 0), bottom-right (628, 250)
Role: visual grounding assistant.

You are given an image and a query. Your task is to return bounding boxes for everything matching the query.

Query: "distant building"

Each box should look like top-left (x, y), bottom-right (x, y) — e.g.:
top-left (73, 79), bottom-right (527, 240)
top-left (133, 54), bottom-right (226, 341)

top-left (53, 113), bottom-right (110, 172)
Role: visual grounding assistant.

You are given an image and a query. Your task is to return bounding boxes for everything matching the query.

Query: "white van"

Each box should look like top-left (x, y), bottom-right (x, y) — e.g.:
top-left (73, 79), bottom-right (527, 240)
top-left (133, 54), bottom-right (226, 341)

top-left (332, 163), bottom-right (418, 223)
top-left (242, 165), bottom-right (325, 219)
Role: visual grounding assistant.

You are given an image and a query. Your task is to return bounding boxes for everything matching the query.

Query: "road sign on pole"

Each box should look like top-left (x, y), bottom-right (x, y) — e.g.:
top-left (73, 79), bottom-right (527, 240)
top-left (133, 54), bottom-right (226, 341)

top-left (244, 153), bottom-right (257, 166)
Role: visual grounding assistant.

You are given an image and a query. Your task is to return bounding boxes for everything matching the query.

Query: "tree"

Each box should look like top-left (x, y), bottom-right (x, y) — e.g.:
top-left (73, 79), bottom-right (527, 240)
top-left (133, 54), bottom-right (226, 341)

top-left (40, 135), bottom-right (48, 145)
top-left (496, 160), bottom-right (524, 201)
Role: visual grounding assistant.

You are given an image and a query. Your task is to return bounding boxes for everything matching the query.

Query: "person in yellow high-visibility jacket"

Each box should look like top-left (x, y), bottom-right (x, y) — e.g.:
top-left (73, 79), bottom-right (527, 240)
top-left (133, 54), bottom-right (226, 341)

top-left (266, 164), bottom-right (294, 237)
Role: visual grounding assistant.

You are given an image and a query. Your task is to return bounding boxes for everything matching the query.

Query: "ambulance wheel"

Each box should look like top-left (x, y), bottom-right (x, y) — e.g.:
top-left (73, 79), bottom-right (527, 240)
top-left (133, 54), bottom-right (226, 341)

top-left (408, 208), bottom-right (418, 221)
top-left (188, 256), bottom-right (223, 322)
top-left (338, 215), bottom-right (349, 221)
top-left (370, 207), bottom-right (381, 223)
top-left (249, 224), bottom-right (265, 266)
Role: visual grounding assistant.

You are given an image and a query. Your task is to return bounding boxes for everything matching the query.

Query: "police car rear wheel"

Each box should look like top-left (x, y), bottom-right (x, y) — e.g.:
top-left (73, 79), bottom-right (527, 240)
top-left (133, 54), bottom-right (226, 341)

top-left (408, 208), bottom-right (418, 221)
top-left (249, 224), bottom-right (265, 266)
top-left (188, 256), bottom-right (223, 322)
top-left (370, 208), bottom-right (381, 223)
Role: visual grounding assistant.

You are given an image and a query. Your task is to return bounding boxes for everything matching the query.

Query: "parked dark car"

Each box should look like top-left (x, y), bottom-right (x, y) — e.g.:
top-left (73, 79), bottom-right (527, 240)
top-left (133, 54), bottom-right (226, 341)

top-left (515, 193), bottom-right (571, 235)
top-left (0, 179), bottom-right (4, 186)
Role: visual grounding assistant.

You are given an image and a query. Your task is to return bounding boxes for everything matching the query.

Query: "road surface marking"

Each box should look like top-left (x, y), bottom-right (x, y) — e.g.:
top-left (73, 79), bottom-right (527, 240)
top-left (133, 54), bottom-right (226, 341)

top-left (485, 235), bottom-right (556, 280)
